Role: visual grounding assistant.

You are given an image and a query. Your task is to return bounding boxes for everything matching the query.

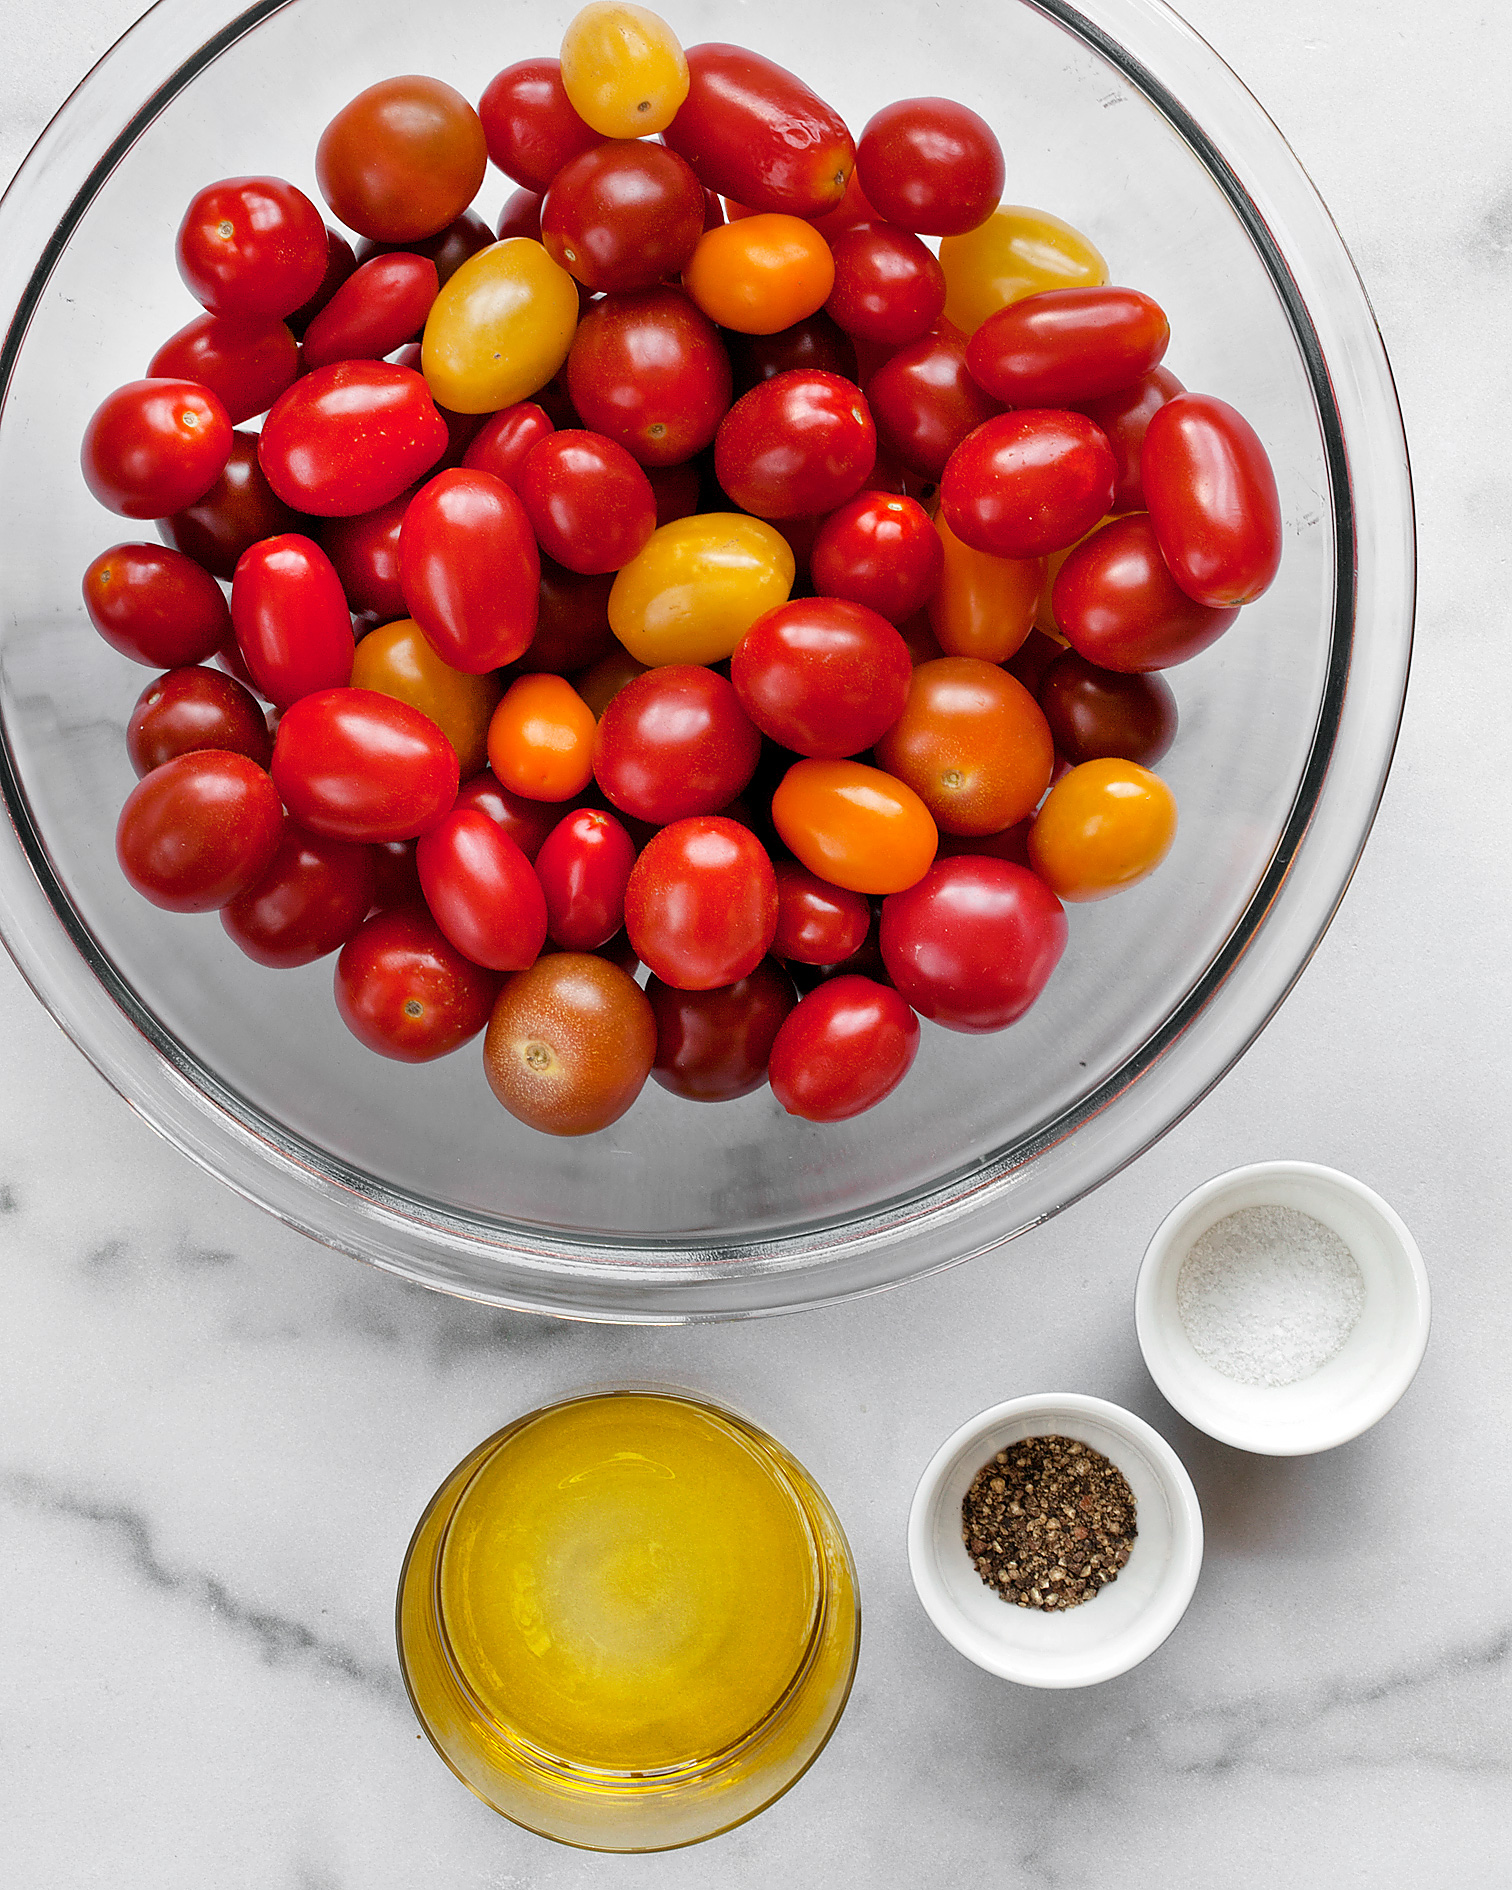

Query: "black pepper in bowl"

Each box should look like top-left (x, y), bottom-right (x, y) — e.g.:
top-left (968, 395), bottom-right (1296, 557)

top-left (962, 1435), bottom-right (1136, 1611)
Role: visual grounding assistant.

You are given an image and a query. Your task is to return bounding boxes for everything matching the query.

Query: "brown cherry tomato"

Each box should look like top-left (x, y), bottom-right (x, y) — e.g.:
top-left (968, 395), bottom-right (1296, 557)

top-left (316, 77), bottom-right (487, 244)
top-left (336, 904), bottom-right (500, 1060)
top-left (1028, 757), bottom-right (1177, 901)
top-left (726, 309), bottom-right (858, 397)
top-left (354, 209), bottom-right (497, 286)
top-left (875, 656), bottom-right (1054, 836)
top-left (573, 647), bottom-right (649, 718)
top-left (1038, 649), bottom-right (1177, 767)
top-left (350, 618), bottom-right (502, 777)
top-left (127, 665), bottom-right (272, 777)
top-left (648, 958), bottom-right (798, 1102)
top-left (483, 953), bottom-right (656, 1134)
top-left (520, 559), bottom-right (617, 673)
top-left (222, 820), bottom-right (377, 967)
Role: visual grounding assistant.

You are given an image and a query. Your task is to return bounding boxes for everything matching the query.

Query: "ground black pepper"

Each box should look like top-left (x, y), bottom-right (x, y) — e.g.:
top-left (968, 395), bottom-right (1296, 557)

top-left (961, 1434), bottom-right (1137, 1611)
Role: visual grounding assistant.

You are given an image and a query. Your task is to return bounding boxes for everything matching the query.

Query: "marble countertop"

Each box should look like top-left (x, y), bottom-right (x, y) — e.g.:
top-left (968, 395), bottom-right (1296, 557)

top-left (3, 3), bottom-right (1508, 1883)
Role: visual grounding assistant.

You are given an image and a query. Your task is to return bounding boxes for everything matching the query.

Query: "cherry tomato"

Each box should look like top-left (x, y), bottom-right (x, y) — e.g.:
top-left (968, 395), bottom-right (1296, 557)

top-left (487, 674), bottom-right (597, 801)
top-left (663, 45), bottom-right (853, 217)
top-left (354, 209), bottom-right (497, 286)
top-left (126, 666), bottom-right (272, 776)
top-left (1140, 393), bottom-right (1282, 607)
top-left (421, 238), bottom-right (580, 415)
top-left (647, 958), bottom-right (797, 1102)
top-left (875, 656), bottom-right (1053, 835)
top-left (772, 758), bottom-right (937, 894)
top-left (810, 492), bottom-right (942, 622)
top-left (771, 861), bottom-right (870, 965)
top-left (319, 489), bottom-right (411, 621)
top-left (483, 952), bottom-right (655, 1132)
top-left (82, 379), bottom-right (231, 519)
top-left (230, 534), bottom-right (354, 708)
top-left (336, 903), bottom-right (500, 1060)
top-left (1029, 757), bottom-right (1177, 901)
top-left (272, 688), bottom-right (459, 842)
top-left (940, 205), bottom-right (1108, 336)
top-left (453, 770), bottom-right (562, 860)
top-left (1052, 515), bottom-right (1238, 671)
top-left (287, 226), bottom-right (358, 338)
top-left (214, 637), bottom-right (265, 700)
top-left (856, 99), bottom-right (1004, 237)
top-left (624, 815), bottom-right (777, 989)
top-left (965, 288), bottom-right (1166, 416)
top-left (176, 176), bottom-right (328, 318)
top-left (865, 321), bottom-right (1000, 479)
top-left (480, 57), bottom-right (604, 191)
top-left (518, 430), bottom-right (656, 574)
top-left (727, 309), bottom-right (857, 397)
top-left (349, 618), bottom-right (502, 777)
top-left (397, 467), bottom-right (539, 672)
top-left (879, 857), bottom-right (1066, 1032)
top-left (369, 839), bottom-right (422, 911)
top-left (927, 513), bottom-right (1042, 662)
top-left (461, 401), bottom-right (554, 488)
top-left (317, 78), bottom-right (486, 244)
top-left (1038, 649), bottom-right (1177, 767)
top-left (683, 215), bottom-right (835, 335)
top-left (1076, 366), bottom-right (1185, 514)
top-left (768, 975), bottom-right (919, 1121)
top-left (731, 597), bottom-right (910, 757)
top-left (566, 286), bottom-right (731, 466)
top-left (301, 253), bottom-right (440, 371)
top-left (941, 410), bottom-right (1117, 558)
top-left (147, 312), bottom-right (298, 426)
top-left (646, 460), bottom-right (702, 527)
top-left (221, 820), bottom-right (377, 967)
top-left (805, 168), bottom-right (879, 244)
top-left (415, 807), bottom-right (547, 970)
top-left (259, 362), bottom-right (447, 516)
top-left (573, 647), bottom-right (649, 718)
top-left (541, 140), bottom-right (705, 291)
top-left (159, 430), bottom-right (302, 579)
top-left (824, 221), bottom-right (946, 347)
top-left (608, 512), bottom-right (794, 665)
top-left (593, 664), bottom-right (760, 822)
top-left (523, 559), bottom-right (616, 672)
top-left (83, 543), bottom-right (230, 667)
top-left (116, 749), bottom-right (283, 912)
top-left (936, 820), bottom-right (1031, 867)
top-left (714, 369), bottom-right (875, 520)
top-left (534, 807), bottom-right (637, 949)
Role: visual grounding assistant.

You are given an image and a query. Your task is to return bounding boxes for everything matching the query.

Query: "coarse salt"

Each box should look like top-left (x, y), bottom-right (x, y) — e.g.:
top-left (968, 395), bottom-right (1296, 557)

top-left (1175, 1204), bottom-right (1365, 1386)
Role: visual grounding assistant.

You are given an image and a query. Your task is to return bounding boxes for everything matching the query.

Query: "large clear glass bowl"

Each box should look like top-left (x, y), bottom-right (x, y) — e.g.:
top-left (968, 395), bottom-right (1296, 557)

top-left (0, 0), bottom-right (1413, 1320)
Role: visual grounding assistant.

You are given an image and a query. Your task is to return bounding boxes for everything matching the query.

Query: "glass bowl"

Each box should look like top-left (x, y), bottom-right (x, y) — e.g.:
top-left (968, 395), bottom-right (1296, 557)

top-left (0, 0), bottom-right (1413, 1320)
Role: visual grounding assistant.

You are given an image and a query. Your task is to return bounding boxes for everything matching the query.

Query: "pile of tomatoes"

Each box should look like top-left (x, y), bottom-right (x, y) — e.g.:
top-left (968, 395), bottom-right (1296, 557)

top-left (78, 3), bottom-right (1282, 1135)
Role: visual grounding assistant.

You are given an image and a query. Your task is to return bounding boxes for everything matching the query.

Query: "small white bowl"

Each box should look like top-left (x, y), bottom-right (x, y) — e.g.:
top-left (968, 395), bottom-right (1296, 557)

top-left (907, 1393), bottom-right (1203, 1688)
top-left (1135, 1161), bottom-right (1430, 1456)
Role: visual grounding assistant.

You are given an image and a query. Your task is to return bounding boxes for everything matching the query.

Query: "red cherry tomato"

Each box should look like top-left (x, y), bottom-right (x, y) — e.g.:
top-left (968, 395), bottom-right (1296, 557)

top-left (941, 410), bottom-right (1116, 558)
top-left (521, 559), bottom-right (616, 673)
top-left (452, 770), bottom-right (563, 860)
top-left (624, 815), bottom-right (777, 990)
top-left (593, 665), bottom-right (761, 823)
top-left (542, 141), bottom-right (706, 292)
top-left (258, 361), bottom-right (447, 517)
top-left (159, 430), bottom-right (303, 579)
top-left (301, 253), bottom-right (440, 371)
top-left (534, 807), bottom-right (637, 949)
top-left (398, 468), bottom-right (540, 672)
top-left (272, 688), bottom-right (459, 841)
top-left (663, 46), bottom-right (854, 218)
top-left (497, 188), bottom-right (545, 242)
top-left (316, 77), bottom-right (487, 244)
top-left (116, 749), bottom-right (283, 912)
top-left (415, 807), bottom-right (548, 970)
top-left (353, 209), bottom-right (496, 286)
top-left (461, 402), bottom-right (555, 489)
top-left (647, 460), bottom-right (702, 527)
top-left (825, 221), bottom-right (946, 345)
top-left (334, 904), bottom-right (500, 1060)
top-left (127, 665), bottom-right (272, 776)
top-left (319, 489), bottom-right (412, 621)
top-left (1038, 649), bottom-right (1177, 766)
top-left (369, 838), bottom-right (422, 910)
top-left (856, 99), bottom-right (1004, 237)
top-left (82, 379), bottom-right (232, 519)
top-left (767, 974), bottom-right (920, 1121)
top-left (727, 309), bottom-right (858, 396)
top-left (566, 287), bottom-right (732, 466)
top-left (147, 312), bottom-right (298, 426)
top-left (1052, 515), bottom-right (1239, 671)
top-left (730, 597), bottom-right (911, 756)
top-left (966, 287), bottom-right (1170, 407)
top-left (1141, 393), bottom-right (1283, 607)
top-left (176, 176), bottom-right (328, 318)
top-left (518, 431), bottom-right (657, 574)
top-left (879, 857), bottom-right (1067, 1032)
top-left (231, 534), bottom-right (354, 707)
top-left (810, 492), bottom-right (943, 622)
top-left (221, 820), bottom-right (377, 966)
top-left (771, 860), bottom-right (871, 965)
top-left (1076, 366), bottom-right (1185, 514)
top-left (83, 543), bottom-right (231, 667)
top-left (479, 57), bottom-right (604, 193)
top-left (865, 321), bottom-right (1000, 479)
top-left (287, 226), bottom-right (358, 338)
top-left (647, 958), bottom-right (797, 1102)
top-left (714, 369), bottom-right (876, 519)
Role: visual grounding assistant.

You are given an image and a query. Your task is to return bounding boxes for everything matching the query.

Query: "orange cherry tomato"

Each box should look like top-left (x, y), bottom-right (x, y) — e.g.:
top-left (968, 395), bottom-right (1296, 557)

top-left (927, 512), bottom-right (1043, 662)
top-left (771, 758), bottom-right (937, 894)
top-left (1028, 757), bottom-right (1176, 901)
top-left (487, 672), bottom-right (597, 800)
top-left (351, 618), bottom-right (502, 777)
top-left (874, 657), bottom-right (1054, 836)
top-left (682, 215), bottom-right (835, 335)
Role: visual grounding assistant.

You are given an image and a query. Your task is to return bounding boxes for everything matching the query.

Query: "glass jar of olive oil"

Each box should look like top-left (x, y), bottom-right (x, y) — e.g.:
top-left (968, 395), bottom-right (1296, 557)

top-left (397, 1390), bottom-right (860, 1851)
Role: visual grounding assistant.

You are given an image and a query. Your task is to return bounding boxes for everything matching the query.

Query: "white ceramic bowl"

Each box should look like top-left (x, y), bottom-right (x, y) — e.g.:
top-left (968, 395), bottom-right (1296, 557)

top-left (1135, 1161), bottom-right (1430, 1455)
top-left (907, 1393), bottom-right (1202, 1688)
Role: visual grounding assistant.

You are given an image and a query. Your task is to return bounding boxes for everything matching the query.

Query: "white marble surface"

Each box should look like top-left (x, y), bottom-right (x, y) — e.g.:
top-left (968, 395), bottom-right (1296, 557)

top-left (2, 2), bottom-right (1509, 1883)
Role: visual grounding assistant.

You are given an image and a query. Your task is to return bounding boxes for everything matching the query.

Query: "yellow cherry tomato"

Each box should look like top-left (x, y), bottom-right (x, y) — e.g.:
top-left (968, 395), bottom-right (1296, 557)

top-left (609, 513), bottom-right (795, 666)
top-left (1028, 758), bottom-right (1177, 902)
top-left (487, 674), bottom-right (597, 801)
top-left (771, 759), bottom-right (938, 895)
top-left (559, 3), bottom-right (689, 138)
top-left (682, 216), bottom-right (835, 335)
top-left (422, 239), bottom-right (580, 414)
top-left (927, 513), bottom-right (1043, 663)
top-left (939, 206), bottom-right (1108, 336)
top-left (350, 619), bottom-right (502, 778)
